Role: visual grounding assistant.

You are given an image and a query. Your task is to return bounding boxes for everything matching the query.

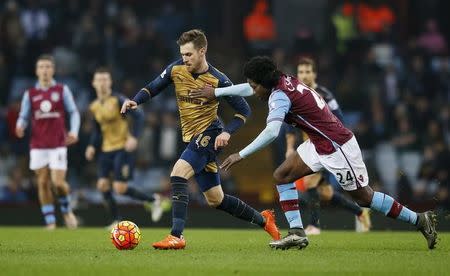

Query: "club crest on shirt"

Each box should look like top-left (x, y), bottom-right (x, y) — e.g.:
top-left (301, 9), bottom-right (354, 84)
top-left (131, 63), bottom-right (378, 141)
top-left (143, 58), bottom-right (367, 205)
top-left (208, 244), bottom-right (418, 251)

top-left (40, 100), bottom-right (52, 113)
top-left (51, 92), bottom-right (60, 102)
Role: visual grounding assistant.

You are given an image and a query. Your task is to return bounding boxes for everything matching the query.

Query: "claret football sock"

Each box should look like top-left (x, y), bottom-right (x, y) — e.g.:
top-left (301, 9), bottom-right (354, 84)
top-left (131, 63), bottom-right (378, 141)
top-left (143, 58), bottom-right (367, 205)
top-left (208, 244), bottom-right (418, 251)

top-left (124, 187), bottom-right (154, 202)
top-left (277, 183), bottom-right (303, 229)
top-left (216, 194), bottom-right (265, 227)
top-left (370, 191), bottom-right (417, 225)
top-left (41, 204), bottom-right (56, 225)
top-left (170, 176), bottom-right (189, 238)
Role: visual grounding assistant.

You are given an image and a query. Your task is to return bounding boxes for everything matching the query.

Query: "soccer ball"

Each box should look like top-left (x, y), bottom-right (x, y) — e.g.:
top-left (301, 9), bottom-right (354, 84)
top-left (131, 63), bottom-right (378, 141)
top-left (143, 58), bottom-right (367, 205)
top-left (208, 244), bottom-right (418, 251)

top-left (110, 220), bottom-right (141, 250)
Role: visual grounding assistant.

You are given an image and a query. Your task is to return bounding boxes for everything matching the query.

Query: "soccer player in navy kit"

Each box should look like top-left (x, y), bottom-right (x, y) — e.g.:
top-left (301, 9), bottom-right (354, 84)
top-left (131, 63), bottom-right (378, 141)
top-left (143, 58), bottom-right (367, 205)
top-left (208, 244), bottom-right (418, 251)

top-left (121, 30), bottom-right (280, 249)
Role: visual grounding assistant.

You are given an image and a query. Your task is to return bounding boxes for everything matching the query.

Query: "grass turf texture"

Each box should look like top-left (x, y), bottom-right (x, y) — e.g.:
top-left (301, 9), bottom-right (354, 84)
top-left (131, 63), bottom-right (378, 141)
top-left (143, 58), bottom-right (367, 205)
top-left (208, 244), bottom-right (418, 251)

top-left (0, 227), bottom-right (448, 275)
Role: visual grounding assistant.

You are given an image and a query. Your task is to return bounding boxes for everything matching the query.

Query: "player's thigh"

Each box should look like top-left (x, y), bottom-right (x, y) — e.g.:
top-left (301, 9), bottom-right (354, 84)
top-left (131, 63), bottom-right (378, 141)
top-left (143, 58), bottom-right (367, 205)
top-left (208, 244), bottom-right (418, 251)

top-left (171, 159), bottom-right (195, 179)
top-left (319, 136), bottom-right (369, 192)
top-left (48, 147), bottom-right (68, 171)
top-left (273, 151), bottom-right (314, 184)
top-left (196, 167), bottom-right (222, 207)
top-left (34, 167), bottom-right (50, 186)
top-left (177, 129), bottom-right (221, 180)
top-left (113, 150), bottom-right (132, 183)
top-left (98, 151), bottom-right (114, 180)
top-left (50, 169), bottom-right (67, 187)
top-left (30, 149), bottom-right (50, 170)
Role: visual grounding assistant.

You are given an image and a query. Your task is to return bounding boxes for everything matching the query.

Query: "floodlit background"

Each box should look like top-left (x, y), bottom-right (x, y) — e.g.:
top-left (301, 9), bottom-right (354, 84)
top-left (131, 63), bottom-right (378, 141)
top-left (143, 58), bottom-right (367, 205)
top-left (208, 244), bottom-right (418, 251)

top-left (0, 0), bottom-right (448, 227)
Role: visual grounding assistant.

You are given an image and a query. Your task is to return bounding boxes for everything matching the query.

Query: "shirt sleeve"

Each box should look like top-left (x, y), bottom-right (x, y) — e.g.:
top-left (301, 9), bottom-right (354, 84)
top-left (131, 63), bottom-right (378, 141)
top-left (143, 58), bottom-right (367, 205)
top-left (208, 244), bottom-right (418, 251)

top-left (133, 60), bottom-right (179, 105)
top-left (141, 61), bottom-right (177, 97)
top-left (238, 120), bottom-right (283, 158)
top-left (222, 96), bottom-right (251, 134)
top-left (88, 115), bottom-right (102, 148)
top-left (266, 90), bottom-right (291, 124)
top-left (215, 83), bottom-right (254, 97)
top-left (63, 85), bottom-right (81, 135)
top-left (16, 90), bottom-right (30, 129)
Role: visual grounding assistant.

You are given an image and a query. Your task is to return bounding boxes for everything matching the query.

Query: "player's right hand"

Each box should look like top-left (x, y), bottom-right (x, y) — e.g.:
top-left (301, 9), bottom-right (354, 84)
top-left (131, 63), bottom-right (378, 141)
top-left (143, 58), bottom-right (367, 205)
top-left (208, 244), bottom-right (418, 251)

top-left (220, 153), bottom-right (243, 171)
top-left (15, 126), bottom-right (25, 138)
top-left (189, 85), bottom-right (216, 100)
top-left (85, 145), bottom-right (95, 161)
top-left (120, 100), bottom-right (138, 113)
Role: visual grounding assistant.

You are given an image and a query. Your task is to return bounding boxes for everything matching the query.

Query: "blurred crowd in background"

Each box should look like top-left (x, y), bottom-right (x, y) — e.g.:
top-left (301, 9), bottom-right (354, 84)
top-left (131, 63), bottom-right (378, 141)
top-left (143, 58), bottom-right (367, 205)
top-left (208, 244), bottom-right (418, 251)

top-left (0, 0), bottom-right (448, 211)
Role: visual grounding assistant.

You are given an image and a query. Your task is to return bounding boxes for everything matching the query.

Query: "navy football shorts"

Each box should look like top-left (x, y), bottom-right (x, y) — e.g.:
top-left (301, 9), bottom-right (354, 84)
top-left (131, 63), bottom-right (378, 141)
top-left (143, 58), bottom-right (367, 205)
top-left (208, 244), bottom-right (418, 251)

top-left (180, 128), bottom-right (222, 192)
top-left (98, 149), bottom-right (134, 182)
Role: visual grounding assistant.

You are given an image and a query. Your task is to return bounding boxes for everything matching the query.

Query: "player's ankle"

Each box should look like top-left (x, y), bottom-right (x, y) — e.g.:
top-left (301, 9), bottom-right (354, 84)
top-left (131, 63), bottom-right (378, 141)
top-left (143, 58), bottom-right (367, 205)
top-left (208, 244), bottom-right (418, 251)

top-left (288, 227), bottom-right (306, 236)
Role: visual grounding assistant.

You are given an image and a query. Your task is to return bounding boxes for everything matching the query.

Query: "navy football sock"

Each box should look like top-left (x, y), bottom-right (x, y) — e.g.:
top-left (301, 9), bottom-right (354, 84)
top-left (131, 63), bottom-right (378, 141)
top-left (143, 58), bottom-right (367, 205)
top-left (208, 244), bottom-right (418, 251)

top-left (124, 187), bottom-right (154, 202)
top-left (170, 177), bottom-right (189, 237)
top-left (102, 190), bottom-right (119, 221)
top-left (307, 188), bottom-right (321, 227)
top-left (331, 192), bottom-right (363, 216)
top-left (216, 194), bottom-right (265, 227)
top-left (58, 195), bottom-right (71, 214)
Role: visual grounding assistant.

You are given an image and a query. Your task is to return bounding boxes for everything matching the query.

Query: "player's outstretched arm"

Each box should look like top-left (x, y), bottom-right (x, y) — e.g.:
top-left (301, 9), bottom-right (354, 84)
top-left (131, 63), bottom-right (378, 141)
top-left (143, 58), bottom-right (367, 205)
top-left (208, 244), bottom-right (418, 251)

top-left (190, 83), bottom-right (254, 100)
top-left (220, 120), bottom-right (283, 171)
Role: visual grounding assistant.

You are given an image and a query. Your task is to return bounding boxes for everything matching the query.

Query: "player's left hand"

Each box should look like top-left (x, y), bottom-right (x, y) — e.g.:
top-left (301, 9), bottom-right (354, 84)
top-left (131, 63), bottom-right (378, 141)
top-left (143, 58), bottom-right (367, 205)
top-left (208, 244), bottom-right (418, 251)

top-left (220, 153), bottom-right (243, 171)
top-left (125, 136), bottom-right (138, 152)
top-left (214, 132), bottom-right (231, 150)
top-left (66, 132), bottom-right (78, 145)
top-left (189, 85), bottom-right (216, 100)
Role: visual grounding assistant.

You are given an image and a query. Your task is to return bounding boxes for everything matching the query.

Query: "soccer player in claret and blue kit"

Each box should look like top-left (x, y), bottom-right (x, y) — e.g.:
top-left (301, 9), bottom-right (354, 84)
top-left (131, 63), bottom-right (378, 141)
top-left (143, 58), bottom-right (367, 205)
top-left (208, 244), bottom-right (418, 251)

top-left (121, 30), bottom-right (281, 249)
top-left (189, 56), bottom-right (438, 250)
top-left (16, 54), bottom-right (80, 229)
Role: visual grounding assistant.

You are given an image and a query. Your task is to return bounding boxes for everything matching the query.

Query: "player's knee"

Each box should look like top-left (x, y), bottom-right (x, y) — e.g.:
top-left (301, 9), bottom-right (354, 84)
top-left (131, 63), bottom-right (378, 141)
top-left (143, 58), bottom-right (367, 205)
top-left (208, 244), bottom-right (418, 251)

top-left (170, 159), bottom-right (195, 179)
top-left (273, 169), bottom-right (288, 183)
top-left (97, 179), bottom-right (110, 192)
top-left (352, 187), bottom-right (374, 207)
top-left (318, 185), bottom-right (333, 201)
top-left (205, 195), bottom-right (223, 207)
top-left (204, 188), bottom-right (224, 207)
top-left (113, 182), bottom-right (128, 194)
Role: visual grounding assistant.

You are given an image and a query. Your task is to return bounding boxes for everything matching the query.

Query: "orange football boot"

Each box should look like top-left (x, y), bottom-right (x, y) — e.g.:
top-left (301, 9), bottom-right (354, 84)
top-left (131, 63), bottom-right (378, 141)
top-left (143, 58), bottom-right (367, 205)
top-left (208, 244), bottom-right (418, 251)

top-left (152, 234), bottom-right (186, 250)
top-left (261, 209), bottom-right (281, 240)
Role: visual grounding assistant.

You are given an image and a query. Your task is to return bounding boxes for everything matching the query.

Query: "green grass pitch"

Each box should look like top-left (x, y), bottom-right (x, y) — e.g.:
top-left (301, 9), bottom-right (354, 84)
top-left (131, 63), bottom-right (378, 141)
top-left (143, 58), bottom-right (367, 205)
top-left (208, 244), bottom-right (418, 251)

top-left (0, 227), bottom-right (449, 275)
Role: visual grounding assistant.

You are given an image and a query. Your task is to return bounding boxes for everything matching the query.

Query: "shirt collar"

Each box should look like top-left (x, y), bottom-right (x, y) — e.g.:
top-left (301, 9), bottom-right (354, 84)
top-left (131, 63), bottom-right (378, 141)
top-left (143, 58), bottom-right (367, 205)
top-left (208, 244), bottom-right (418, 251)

top-left (35, 80), bottom-right (56, 90)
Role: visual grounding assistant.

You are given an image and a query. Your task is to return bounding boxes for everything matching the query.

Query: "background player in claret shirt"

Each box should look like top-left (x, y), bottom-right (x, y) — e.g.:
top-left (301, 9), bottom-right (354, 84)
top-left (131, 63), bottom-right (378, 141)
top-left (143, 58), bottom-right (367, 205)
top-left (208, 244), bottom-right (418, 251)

top-left (121, 29), bottom-right (280, 250)
top-left (16, 54), bottom-right (80, 230)
top-left (85, 68), bottom-right (168, 228)
top-left (190, 56), bottom-right (437, 251)
top-left (285, 57), bottom-right (371, 235)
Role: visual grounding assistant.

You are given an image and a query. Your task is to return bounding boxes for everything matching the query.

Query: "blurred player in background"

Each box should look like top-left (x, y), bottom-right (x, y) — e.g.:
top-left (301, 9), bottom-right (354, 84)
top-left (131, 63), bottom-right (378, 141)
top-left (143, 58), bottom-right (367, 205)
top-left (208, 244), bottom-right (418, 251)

top-left (16, 54), bottom-right (80, 230)
top-left (286, 57), bottom-right (371, 235)
top-left (85, 68), bottom-right (168, 227)
top-left (191, 56), bottom-right (437, 250)
top-left (121, 29), bottom-right (280, 250)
